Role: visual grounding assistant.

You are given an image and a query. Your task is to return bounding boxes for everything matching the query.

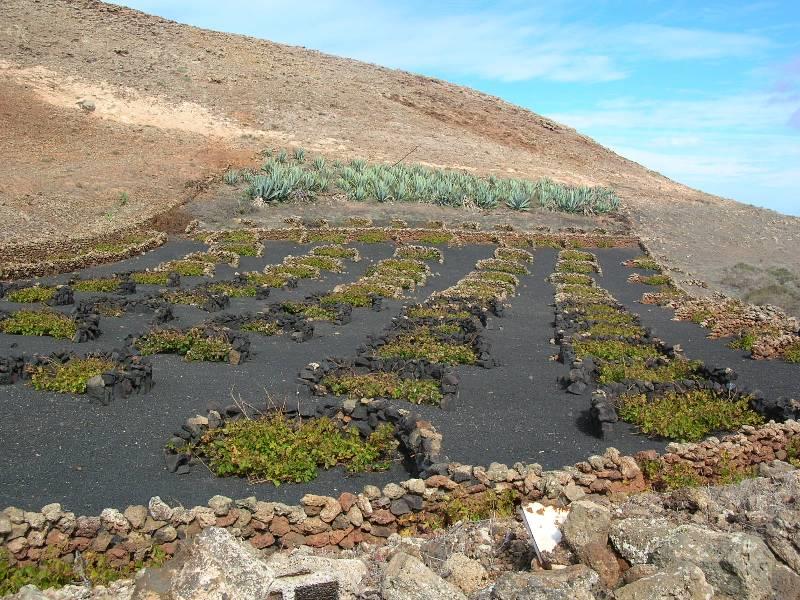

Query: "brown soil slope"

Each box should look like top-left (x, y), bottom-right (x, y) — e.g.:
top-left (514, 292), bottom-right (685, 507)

top-left (1, 0), bottom-right (798, 308)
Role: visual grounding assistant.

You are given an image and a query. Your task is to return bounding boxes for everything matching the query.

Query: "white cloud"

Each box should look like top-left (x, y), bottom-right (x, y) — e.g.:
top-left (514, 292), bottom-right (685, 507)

top-left (614, 24), bottom-right (771, 60)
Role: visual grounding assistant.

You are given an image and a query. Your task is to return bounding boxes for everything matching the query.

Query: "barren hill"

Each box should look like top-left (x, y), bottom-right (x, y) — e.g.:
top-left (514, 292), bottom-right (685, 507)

top-left (1, 0), bottom-right (798, 312)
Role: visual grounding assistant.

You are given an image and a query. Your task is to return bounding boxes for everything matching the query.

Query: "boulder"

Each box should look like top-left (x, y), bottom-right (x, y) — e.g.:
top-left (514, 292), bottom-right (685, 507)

top-left (381, 552), bottom-right (466, 600)
top-left (561, 500), bottom-right (611, 552)
top-left (651, 525), bottom-right (776, 599)
top-left (609, 517), bottom-right (673, 564)
top-left (268, 550), bottom-right (367, 599)
top-left (490, 564), bottom-right (599, 600)
top-left (132, 527), bottom-right (275, 600)
top-left (442, 552), bottom-right (488, 594)
top-left (614, 562), bottom-right (713, 600)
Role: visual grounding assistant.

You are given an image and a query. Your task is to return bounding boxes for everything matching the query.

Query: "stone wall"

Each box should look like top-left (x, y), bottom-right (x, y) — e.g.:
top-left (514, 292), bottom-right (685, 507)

top-left (3, 420), bottom-right (798, 569)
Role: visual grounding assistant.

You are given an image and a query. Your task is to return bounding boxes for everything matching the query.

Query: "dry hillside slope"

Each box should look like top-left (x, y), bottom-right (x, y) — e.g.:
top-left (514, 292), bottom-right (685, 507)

top-left (1, 0), bottom-right (798, 312)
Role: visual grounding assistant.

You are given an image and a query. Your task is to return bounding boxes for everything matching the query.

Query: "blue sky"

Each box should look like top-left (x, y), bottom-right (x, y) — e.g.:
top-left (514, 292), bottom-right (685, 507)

top-left (117, 1), bottom-right (800, 216)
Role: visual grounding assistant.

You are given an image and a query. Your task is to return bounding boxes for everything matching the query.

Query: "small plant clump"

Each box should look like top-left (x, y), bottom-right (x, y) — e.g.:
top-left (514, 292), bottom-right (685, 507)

top-left (30, 357), bottom-right (119, 394)
top-left (356, 231), bottom-right (391, 243)
top-left (240, 319), bottom-right (281, 336)
top-left (281, 302), bottom-right (337, 322)
top-left (5, 286), bottom-right (58, 303)
top-left (71, 278), bottom-right (121, 293)
top-left (394, 245), bottom-right (443, 262)
top-left (557, 259), bottom-right (597, 274)
top-left (156, 260), bottom-right (208, 277)
top-left (306, 231), bottom-right (347, 244)
top-left (321, 281), bottom-right (402, 307)
top-left (625, 256), bottom-right (662, 271)
top-left (782, 341), bottom-right (800, 363)
top-left (0, 547), bottom-right (166, 596)
top-left (617, 390), bottom-right (763, 442)
top-left (135, 328), bottom-right (233, 361)
top-left (195, 412), bottom-right (398, 485)
top-left (207, 282), bottom-right (259, 297)
top-left (406, 305), bottom-right (471, 320)
top-left (246, 272), bottom-right (290, 288)
top-left (494, 247), bottom-right (534, 263)
top-left (0, 310), bottom-right (77, 339)
top-left (284, 255), bottom-right (344, 273)
top-left (311, 244), bottom-right (360, 261)
top-left (266, 263), bottom-right (320, 280)
top-left (475, 258), bottom-right (528, 275)
top-left (572, 339), bottom-right (660, 362)
top-left (417, 231), bottom-right (453, 245)
top-left (560, 250), bottom-right (594, 261)
top-left (323, 372), bottom-right (443, 405)
top-left (130, 271), bottom-right (171, 285)
top-left (631, 274), bottom-right (672, 286)
top-left (378, 327), bottom-right (477, 364)
top-left (596, 357), bottom-right (702, 385)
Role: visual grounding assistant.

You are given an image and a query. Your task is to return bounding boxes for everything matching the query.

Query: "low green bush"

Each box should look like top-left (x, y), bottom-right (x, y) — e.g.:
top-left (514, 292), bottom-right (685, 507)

top-left (5, 286), bottom-right (57, 303)
top-left (406, 305), bottom-right (471, 320)
top-left (378, 328), bottom-right (477, 364)
top-left (394, 246), bottom-right (443, 262)
top-left (628, 256), bottom-right (661, 271)
top-left (285, 255), bottom-right (344, 273)
top-left (196, 413), bottom-right (398, 484)
top-left (557, 260), bottom-right (597, 274)
top-left (596, 357), bottom-right (702, 384)
top-left (321, 281), bottom-right (400, 307)
top-left (356, 231), bottom-right (391, 243)
top-left (130, 271), bottom-right (171, 285)
top-left (783, 341), bottom-right (800, 363)
top-left (323, 372), bottom-right (443, 405)
top-left (637, 274), bottom-right (672, 286)
top-left (476, 258), bottom-right (528, 275)
top-left (267, 264), bottom-right (320, 280)
top-left (618, 390), bottom-right (763, 442)
top-left (72, 278), bottom-right (120, 293)
top-left (135, 328), bottom-right (232, 361)
top-left (572, 339), bottom-right (660, 362)
top-left (560, 250), bottom-right (594, 261)
top-left (0, 310), bottom-right (76, 339)
top-left (306, 231), bottom-right (347, 244)
top-left (246, 272), bottom-right (290, 288)
top-left (30, 357), bottom-right (118, 394)
top-left (240, 319), bottom-right (281, 336)
top-left (495, 247), bottom-right (534, 262)
top-left (207, 282), bottom-right (259, 297)
top-left (311, 244), bottom-right (359, 260)
top-left (157, 260), bottom-right (208, 277)
top-left (417, 232), bottom-right (453, 245)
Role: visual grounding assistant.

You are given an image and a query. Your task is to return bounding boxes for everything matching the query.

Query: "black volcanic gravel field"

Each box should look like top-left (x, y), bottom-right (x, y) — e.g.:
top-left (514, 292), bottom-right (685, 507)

top-left (1, 240), bottom-right (797, 514)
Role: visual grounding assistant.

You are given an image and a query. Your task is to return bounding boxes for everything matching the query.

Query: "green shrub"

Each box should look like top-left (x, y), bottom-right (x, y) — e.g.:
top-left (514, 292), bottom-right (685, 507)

top-left (618, 390), bottom-right (763, 442)
top-left (550, 272), bottom-right (593, 285)
top-left (469, 270), bottom-right (519, 285)
top-left (557, 260), bottom-right (597, 274)
top-left (311, 245), bottom-right (359, 260)
top-left (323, 372), bottom-right (443, 405)
top-left (367, 258), bottom-right (428, 282)
top-left (476, 258), bottom-right (528, 275)
top-left (572, 339), bottom-right (660, 362)
top-left (285, 255), bottom-right (344, 273)
top-left (241, 319), bottom-right (281, 336)
top-left (267, 264), bottom-right (320, 280)
top-left (560, 250), bottom-right (594, 261)
top-left (378, 328), bottom-right (477, 364)
top-left (628, 256), bottom-right (661, 271)
top-left (135, 328), bottom-right (233, 361)
top-left (597, 357), bottom-right (702, 384)
top-left (727, 331), bottom-right (758, 352)
top-left (72, 278), bottom-right (120, 293)
top-left (6, 286), bottom-right (57, 303)
top-left (157, 260), bottom-right (208, 277)
top-left (557, 284), bottom-right (609, 301)
top-left (321, 281), bottom-right (401, 306)
top-left (783, 341), bottom-right (800, 363)
top-left (442, 489), bottom-right (518, 525)
top-left (196, 413), bottom-right (398, 484)
top-left (130, 271), bottom-right (171, 285)
top-left (637, 274), bottom-right (672, 286)
top-left (92, 233), bottom-right (151, 254)
top-left (356, 231), bottom-right (391, 243)
top-left (585, 321), bottom-right (646, 338)
top-left (0, 310), bottom-right (77, 339)
top-left (495, 247), bottom-right (533, 262)
top-left (394, 245), bottom-right (443, 262)
top-left (0, 547), bottom-right (165, 595)
top-left (217, 241), bottom-right (260, 256)
top-left (30, 358), bottom-right (118, 394)
top-left (417, 232), bottom-right (453, 245)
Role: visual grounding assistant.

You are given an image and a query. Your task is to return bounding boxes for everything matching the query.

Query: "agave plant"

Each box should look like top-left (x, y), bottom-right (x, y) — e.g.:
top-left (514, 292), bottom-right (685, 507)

top-left (373, 181), bottom-right (392, 203)
top-left (293, 147), bottom-right (306, 162)
top-left (276, 149), bottom-right (289, 164)
top-left (506, 189), bottom-right (531, 211)
top-left (223, 169), bottom-right (240, 185)
top-left (350, 185), bottom-right (368, 202)
top-left (311, 156), bottom-right (326, 171)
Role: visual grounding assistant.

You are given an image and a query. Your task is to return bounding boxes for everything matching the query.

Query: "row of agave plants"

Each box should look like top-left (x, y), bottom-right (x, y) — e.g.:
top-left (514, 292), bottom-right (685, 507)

top-left (224, 148), bottom-right (620, 215)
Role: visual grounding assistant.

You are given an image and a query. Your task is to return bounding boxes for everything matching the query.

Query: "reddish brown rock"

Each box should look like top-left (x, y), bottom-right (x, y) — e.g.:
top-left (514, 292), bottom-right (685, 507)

top-left (425, 475), bottom-right (458, 490)
top-left (270, 516), bottom-right (291, 536)
top-left (215, 509), bottom-right (240, 528)
top-left (371, 510), bottom-right (396, 525)
top-left (339, 492), bottom-right (357, 512)
top-left (304, 532), bottom-right (330, 547)
top-left (250, 533), bottom-right (276, 549)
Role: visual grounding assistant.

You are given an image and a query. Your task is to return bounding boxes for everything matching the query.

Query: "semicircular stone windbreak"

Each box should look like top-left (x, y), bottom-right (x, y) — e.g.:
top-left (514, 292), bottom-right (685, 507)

top-left (0, 349), bottom-right (153, 404)
top-left (0, 282), bottom-right (74, 306)
top-left (127, 325), bottom-right (251, 365)
top-left (162, 396), bottom-right (444, 482)
top-left (0, 307), bottom-right (101, 342)
top-left (550, 248), bottom-right (798, 441)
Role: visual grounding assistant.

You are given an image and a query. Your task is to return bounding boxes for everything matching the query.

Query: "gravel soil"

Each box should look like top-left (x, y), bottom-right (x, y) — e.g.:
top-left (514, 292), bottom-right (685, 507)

top-left (1, 241), bottom-right (797, 514)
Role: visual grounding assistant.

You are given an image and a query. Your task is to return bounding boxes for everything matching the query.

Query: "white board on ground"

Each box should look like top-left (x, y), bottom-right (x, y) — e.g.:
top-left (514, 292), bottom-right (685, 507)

top-left (521, 502), bottom-right (569, 553)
